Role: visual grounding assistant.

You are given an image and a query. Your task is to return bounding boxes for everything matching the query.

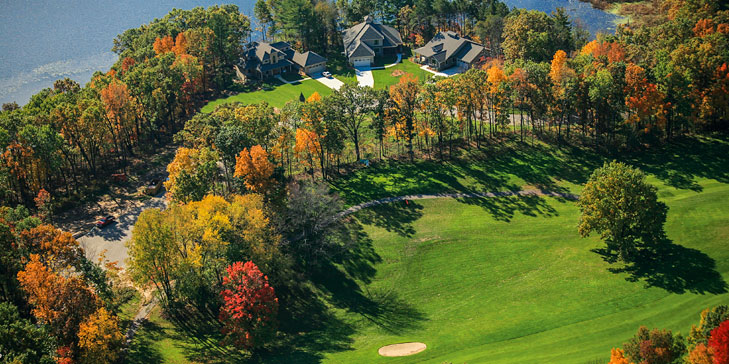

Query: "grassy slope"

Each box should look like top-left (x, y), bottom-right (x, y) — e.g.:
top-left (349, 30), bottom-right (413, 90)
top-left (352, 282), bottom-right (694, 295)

top-left (125, 136), bottom-right (729, 363)
top-left (372, 60), bottom-right (434, 90)
top-left (318, 180), bottom-right (729, 363)
top-left (200, 79), bottom-right (333, 112)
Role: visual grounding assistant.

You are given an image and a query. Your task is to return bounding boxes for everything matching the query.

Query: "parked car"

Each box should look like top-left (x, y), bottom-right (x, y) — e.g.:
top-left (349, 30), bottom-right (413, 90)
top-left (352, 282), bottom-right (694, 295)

top-left (144, 179), bottom-right (162, 195)
top-left (95, 216), bottom-right (115, 228)
top-left (322, 71), bottom-right (332, 78)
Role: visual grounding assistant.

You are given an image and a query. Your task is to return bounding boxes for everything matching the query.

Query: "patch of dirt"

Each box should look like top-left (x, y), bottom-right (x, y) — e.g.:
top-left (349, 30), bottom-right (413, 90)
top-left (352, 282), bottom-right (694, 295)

top-left (53, 145), bottom-right (176, 236)
top-left (378, 342), bottom-right (427, 357)
top-left (391, 69), bottom-right (406, 77)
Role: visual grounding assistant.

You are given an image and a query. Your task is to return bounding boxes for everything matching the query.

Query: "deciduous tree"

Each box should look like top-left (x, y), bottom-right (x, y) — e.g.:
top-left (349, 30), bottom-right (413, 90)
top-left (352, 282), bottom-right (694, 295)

top-left (578, 161), bottom-right (668, 262)
top-left (219, 261), bottom-right (278, 349)
top-left (234, 145), bottom-right (275, 193)
top-left (77, 307), bottom-right (124, 364)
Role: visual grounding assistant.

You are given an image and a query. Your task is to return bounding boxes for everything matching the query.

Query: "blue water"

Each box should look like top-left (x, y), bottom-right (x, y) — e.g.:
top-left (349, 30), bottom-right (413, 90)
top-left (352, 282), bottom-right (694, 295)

top-left (502, 0), bottom-right (621, 37)
top-left (0, 0), bottom-right (620, 106)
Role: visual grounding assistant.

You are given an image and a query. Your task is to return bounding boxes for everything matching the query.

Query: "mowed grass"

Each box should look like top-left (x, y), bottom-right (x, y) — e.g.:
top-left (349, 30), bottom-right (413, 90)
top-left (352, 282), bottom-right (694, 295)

top-left (372, 59), bottom-right (434, 89)
top-left (124, 136), bottom-right (729, 363)
top-left (201, 79), bottom-right (333, 112)
top-left (312, 179), bottom-right (729, 363)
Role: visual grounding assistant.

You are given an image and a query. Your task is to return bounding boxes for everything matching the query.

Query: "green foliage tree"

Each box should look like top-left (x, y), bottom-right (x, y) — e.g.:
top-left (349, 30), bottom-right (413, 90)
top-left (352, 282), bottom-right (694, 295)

top-left (0, 302), bottom-right (56, 364)
top-left (578, 161), bottom-right (668, 262)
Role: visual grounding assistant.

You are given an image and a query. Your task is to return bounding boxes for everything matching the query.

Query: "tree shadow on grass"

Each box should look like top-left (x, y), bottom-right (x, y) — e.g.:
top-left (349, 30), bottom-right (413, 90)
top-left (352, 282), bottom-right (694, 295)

top-left (594, 239), bottom-right (728, 294)
top-left (354, 200), bottom-right (423, 237)
top-left (456, 194), bottom-right (561, 222)
top-left (124, 319), bottom-right (165, 364)
top-left (165, 304), bottom-right (250, 363)
top-left (625, 136), bottom-right (729, 192)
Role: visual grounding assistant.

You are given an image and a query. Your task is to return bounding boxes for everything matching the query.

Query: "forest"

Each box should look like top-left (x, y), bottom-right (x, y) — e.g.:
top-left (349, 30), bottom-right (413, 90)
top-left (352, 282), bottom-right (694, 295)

top-left (1, 0), bottom-right (728, 363)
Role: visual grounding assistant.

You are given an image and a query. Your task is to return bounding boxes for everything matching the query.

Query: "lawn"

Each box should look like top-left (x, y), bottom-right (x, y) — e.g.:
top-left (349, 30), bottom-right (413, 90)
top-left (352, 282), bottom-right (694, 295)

top-left (372, 59), bottom-right (435, 89)
top-left (125, 136), bottom-right (729, 364)
top-left (309, 181), bottom-right (729, 363)
top-left (201, 79), bottom-right (333, 112)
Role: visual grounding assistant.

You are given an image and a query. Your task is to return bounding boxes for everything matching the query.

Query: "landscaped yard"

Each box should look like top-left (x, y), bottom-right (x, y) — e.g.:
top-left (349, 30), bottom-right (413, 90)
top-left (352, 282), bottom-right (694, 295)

top-left (125, 136), bottom-right (729, 364)
top-left (200, 79), bottom-right (333, 112)
top-left (372, 59), bottom-right (435, 89)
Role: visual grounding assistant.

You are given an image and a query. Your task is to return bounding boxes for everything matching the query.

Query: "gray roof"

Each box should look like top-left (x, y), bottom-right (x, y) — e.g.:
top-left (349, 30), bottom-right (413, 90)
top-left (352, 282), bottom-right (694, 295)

top-left (292, 51), bottom-right (327, 67)
top-left (348, 41), bottom-right (375, 58)
top-left (342, 16), bottom-right (403, 58)
top-left (255, 42), bottom-right (287, 63)
top-left (414, 31), bottom-right (485, 65)
top-left (239, 41), bottom-right (294, 73)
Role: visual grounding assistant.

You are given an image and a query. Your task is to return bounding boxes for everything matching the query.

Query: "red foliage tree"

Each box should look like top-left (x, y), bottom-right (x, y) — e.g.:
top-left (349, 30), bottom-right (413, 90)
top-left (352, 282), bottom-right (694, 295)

top-left (219, 261), bottom-right (278, 349)
top-left (710, 320), bottom-right (729, 364)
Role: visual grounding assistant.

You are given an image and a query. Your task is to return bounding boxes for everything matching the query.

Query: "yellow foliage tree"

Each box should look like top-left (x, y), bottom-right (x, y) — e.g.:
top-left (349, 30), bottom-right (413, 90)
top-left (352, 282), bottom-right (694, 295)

top-left (234, 145), bottom-right (274, 193)
top-left (77, 307), bottom-right (124, 364)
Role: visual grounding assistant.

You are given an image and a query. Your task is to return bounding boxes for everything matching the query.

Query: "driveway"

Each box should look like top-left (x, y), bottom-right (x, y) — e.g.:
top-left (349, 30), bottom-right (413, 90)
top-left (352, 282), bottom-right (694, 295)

top-left (78, 192), bottom-right (168, 268)
top-left (311, 72), bottom-right (344, 90)
top-left (355, 67), bottom-right (374, 88)
top-left (420, 64), bottom-right (463, 77)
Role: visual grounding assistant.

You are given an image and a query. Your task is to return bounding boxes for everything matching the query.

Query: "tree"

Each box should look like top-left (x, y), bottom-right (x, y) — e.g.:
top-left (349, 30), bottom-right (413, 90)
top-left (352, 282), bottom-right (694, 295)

top-left (219, 261), bottom-right (278, 349)
top-left (577, 161), bottom-right (668, 262)
top-left (16, 255), bottom-right (99, 346)
top-left (710, 320), bottom-right (729, 364)
top-left (276, 181), bottom-right (347, 264)
top-left (164, 147), bottom-right (219, 203)
top-left (609, 348), bottom-right (633, 364)
top-left (688, 343), bottom-right (714, 364)
top-left (387, 73), bottom-right (421, 162)
top-left (331, 84), bottom-right (374, 161)
top-left (127, 208), bottom-right (177, 303)
top-left (234, 145), bottom-right (275, 193)
top-left (689, 305), bottom-right (729, 350)
top-left (622, 326), bottom-right (686, 364)
top-left (77, 307), bottom-right (124, 364)
top-left (0, 302), bottom-right (56, 364)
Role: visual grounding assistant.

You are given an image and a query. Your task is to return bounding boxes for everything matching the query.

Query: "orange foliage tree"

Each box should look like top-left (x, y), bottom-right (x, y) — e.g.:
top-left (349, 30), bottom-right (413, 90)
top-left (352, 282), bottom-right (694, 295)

top-left (17, 254), bottom-right (99, 345)
top-left (234, 145), bottom-right (275, 193)
top-left (153, 35), bottom-right (175, 54)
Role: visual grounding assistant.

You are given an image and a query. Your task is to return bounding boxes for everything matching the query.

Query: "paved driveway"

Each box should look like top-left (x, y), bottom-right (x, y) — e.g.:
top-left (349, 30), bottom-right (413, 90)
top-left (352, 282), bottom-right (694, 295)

top-left (420, 64), bottom-right (463, 77)
top-left (78, 193), bottom-right (168, 268)
top-left (311, 72), bottom-right (344, 90)
top-left (355, 67), bottom-right (375, 88)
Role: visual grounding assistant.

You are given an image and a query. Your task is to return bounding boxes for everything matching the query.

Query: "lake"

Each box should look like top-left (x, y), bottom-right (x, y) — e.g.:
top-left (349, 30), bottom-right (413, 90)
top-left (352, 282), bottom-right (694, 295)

top-left (0, 0), bottom-right (621, 106)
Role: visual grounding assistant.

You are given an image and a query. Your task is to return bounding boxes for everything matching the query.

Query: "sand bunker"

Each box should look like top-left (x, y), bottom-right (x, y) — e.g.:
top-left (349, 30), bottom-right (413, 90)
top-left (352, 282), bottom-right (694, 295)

top-left (378, 342), bottom-right (427, 357)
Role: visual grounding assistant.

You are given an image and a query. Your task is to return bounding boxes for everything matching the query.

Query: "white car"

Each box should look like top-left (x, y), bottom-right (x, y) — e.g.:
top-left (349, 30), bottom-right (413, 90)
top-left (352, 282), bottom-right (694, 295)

top-left (322, 71), bottom-right (332, 78)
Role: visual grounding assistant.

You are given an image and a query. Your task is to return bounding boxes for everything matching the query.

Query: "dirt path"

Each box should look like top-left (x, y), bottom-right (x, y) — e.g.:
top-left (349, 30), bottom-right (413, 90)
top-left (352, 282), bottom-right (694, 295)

top-left (337, 189), bottom-right (578, 218)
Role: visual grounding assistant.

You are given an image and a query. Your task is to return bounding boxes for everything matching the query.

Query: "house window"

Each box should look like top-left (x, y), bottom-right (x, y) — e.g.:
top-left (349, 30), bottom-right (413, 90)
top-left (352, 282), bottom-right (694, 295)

top-left (374, 40), bottom-right (379, 45)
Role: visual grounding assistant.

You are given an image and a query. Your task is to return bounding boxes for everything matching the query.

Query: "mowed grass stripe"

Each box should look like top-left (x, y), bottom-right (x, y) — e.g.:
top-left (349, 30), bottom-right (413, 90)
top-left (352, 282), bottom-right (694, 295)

top-left (321, 182), bottom-right (729, 364)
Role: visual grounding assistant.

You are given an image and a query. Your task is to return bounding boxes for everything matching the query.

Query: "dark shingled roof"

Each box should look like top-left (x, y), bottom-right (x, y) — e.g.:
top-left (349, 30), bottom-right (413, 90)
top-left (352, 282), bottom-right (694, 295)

top-left (414, 31), bottom-right (486, 66)
top-left (292, 51), bottom-right (327, 67)
top-left (342, 16), bottom-right (403, 59)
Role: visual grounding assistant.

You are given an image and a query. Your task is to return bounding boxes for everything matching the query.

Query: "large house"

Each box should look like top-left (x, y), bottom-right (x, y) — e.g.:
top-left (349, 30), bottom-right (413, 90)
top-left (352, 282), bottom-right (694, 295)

top-left (414, 31), bottom-right (486, 71)
top-left (342, 16), bottom-right (403, 67)
top-left (236, 41), bottom-right (327, 80)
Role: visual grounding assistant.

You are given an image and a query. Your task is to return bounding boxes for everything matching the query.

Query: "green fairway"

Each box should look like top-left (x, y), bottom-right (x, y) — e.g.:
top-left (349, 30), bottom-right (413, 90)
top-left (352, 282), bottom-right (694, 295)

top-left (201, 79), bottom-right (333, 112)
top-left (372, 59), bottom-right (434, 89)
top-left (125, 136), bottom-right (729, 364)
top-left (307, 181), bottom-right (729, 363)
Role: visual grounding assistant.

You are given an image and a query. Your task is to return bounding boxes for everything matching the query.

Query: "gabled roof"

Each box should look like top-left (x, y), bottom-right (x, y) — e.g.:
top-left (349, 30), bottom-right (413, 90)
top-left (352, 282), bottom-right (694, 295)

top-left (414, 31), bottom-right (486, 64)
top-left (348, 41), bottom-right (375, 58)
top-left (292, 51), bottom-right (327, 67)
top-left (342, 16), bottom-right (403, 58)
top-left (270, 41), bottom-right (292, 51)
top-left (255, 42), bottom-right (287, 63)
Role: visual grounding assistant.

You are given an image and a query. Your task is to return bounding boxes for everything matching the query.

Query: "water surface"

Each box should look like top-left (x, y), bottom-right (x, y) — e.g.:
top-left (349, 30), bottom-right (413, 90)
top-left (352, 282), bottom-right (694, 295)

top-left (0, 0), bottom-right (619, 106)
